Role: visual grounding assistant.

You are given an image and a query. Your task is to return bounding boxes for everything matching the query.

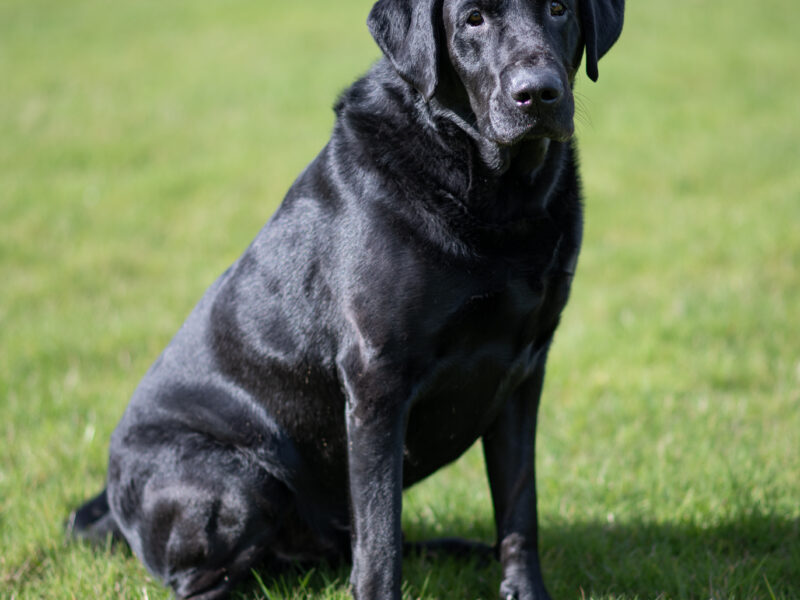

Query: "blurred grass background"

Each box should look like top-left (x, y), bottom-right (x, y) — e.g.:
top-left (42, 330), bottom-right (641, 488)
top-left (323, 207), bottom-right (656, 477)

top-left (1, 0), bottom-right (798, 598)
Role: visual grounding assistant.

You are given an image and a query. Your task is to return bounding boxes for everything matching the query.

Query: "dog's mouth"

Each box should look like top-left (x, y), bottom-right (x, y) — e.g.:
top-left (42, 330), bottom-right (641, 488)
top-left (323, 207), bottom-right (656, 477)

top-left (485, 90), bottom-right (575, 147)
top-left (511, 121), bottom-right (574, 145)
top-left (487, 110), bottom-right (574, 147)
top-left (432, 90), bottom-right (574, 167)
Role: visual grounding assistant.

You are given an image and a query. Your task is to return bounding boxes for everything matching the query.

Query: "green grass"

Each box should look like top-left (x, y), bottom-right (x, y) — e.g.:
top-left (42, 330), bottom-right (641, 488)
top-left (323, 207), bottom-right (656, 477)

top-left (2, 0), bottom-right (799, 598)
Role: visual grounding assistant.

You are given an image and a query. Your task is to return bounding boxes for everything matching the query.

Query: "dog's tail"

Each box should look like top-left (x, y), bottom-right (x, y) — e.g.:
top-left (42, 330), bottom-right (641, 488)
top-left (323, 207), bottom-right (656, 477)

top-left (67, 487), bottom-right (123, 545)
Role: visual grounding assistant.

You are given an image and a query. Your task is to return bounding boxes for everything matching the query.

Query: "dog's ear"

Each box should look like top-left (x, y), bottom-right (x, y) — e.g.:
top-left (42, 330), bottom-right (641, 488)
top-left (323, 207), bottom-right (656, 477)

top-left (580, 0), bottom-right (625, 82)
top-left (368, 0), bottom-right (440, 100)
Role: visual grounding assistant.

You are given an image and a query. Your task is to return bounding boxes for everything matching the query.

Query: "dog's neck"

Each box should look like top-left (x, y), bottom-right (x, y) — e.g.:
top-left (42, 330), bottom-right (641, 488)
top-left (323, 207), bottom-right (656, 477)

top-left (337, 61), bottom-right (570, 224)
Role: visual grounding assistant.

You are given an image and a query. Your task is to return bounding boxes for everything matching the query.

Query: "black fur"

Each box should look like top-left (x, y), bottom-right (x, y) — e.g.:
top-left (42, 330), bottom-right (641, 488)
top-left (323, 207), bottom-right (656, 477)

top-left (71, 1), bottom-right (624, 598)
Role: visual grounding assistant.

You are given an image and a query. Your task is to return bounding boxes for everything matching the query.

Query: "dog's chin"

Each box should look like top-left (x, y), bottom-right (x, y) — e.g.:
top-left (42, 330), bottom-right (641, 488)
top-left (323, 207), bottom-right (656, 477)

top-left (491, 122), bottom-right (574, 147)
top-left (523, 122), bottom-right (574, 143)
top-left (470, 111), bottom-right (574, 173)
top-left (487, 112), bottom-right (574, 147)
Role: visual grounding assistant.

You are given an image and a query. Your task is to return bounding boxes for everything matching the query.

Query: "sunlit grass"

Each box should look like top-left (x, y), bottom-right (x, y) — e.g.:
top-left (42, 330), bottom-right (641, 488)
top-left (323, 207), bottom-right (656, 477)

top-left (2, 0), bottom-right (798, 598)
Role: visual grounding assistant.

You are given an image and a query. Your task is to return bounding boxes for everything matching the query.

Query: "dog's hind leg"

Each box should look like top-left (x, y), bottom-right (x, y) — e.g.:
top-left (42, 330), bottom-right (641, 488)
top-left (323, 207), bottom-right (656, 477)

top-left (107, 437), bottom-right (291, 600)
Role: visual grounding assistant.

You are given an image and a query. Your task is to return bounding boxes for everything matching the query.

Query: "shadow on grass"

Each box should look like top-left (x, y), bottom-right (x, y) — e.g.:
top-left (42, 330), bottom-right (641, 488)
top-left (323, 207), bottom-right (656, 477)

top-left (13, 507), bottom-right (792, 597)
top-left (237, 511), bottom-right (799, 599)
top-left (540, 511), bottom-right (800, 599)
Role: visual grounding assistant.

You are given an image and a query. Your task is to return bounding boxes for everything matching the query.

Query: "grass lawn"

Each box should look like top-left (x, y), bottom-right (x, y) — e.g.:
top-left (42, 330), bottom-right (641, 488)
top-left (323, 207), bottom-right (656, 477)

top-left (2, 0), bottom-right (799, 598)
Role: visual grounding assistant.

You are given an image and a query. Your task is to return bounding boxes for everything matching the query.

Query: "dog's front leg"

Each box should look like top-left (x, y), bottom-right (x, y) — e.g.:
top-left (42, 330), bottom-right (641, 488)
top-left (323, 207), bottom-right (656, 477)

top-left (482, 360), bottom-right (552, 600)
top-left (342, 364), bottom-right (406, 600)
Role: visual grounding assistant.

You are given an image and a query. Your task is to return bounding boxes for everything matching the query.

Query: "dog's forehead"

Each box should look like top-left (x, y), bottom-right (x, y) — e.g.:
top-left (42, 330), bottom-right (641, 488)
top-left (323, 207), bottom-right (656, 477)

top-left (444, 0), bottom-right (575, 12)
top-left (442, 0), bottom-right (580, 28)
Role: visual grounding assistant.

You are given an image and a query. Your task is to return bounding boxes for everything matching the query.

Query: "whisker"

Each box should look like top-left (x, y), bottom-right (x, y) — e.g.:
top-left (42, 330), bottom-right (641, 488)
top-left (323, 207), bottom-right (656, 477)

top-left (573, 91), bottom-right (594, 131)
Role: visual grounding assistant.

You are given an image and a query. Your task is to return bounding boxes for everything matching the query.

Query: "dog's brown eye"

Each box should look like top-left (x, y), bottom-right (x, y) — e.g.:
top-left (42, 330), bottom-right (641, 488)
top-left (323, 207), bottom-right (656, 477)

top-left (550, 1), bottom-right (566, 16)
top-left (466, 10), bottom-right (484, 26)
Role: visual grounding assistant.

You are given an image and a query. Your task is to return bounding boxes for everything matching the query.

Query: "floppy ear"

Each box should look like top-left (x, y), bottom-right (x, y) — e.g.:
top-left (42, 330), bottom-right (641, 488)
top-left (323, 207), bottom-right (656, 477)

top-left (580, 0), bottom-right (625, 82)
top-left (367, 0), bottom-right (440, 100)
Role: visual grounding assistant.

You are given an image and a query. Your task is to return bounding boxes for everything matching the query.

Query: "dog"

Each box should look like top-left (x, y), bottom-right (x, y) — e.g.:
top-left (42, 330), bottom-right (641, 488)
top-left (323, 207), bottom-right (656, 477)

top-left (70, 0), bottom-right (624, 598)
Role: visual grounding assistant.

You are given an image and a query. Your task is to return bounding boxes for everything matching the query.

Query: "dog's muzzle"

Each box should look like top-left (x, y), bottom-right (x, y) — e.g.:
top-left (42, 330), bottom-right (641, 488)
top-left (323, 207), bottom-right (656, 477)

top-left (490, 64), bottom-right (574, 144)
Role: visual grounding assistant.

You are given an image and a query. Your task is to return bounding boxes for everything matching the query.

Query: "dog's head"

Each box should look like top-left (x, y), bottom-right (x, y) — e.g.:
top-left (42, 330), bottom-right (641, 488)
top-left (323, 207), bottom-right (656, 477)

top-left (368, 0), bottom-right (624, 146)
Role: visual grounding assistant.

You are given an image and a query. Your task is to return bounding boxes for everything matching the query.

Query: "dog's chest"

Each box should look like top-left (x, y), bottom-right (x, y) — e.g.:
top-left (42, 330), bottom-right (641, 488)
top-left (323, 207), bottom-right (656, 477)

top-left (401, 269), bottom-right (570, 485)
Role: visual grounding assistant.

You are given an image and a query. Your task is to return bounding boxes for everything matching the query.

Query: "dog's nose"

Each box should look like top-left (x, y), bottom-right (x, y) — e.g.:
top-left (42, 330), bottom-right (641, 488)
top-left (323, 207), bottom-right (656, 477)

top-left (507, 69), bottom-right (564, 111)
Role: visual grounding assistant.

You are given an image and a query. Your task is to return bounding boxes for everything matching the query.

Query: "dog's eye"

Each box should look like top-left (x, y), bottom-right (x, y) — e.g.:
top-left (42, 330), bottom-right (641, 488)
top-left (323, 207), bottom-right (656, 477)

top-left (466, 10), bottom-right (484, 26)
top-left (550, 1), bottom-right (567, 16)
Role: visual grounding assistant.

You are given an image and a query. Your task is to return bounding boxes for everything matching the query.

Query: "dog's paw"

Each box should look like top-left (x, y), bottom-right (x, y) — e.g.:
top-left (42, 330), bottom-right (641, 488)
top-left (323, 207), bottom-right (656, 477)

top-left (499, 575), bottom-right (552, 600)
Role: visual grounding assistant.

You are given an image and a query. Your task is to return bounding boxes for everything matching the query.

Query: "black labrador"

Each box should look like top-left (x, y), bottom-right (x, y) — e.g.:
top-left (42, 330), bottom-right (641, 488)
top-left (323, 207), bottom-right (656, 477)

top-left (70, 0), bottom-right (624, 598)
